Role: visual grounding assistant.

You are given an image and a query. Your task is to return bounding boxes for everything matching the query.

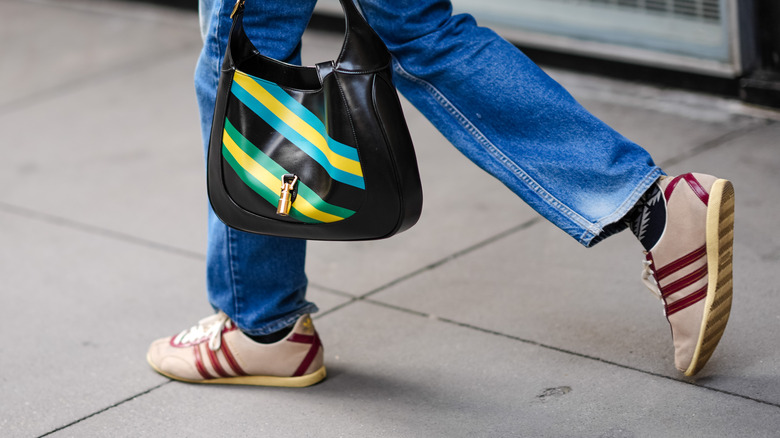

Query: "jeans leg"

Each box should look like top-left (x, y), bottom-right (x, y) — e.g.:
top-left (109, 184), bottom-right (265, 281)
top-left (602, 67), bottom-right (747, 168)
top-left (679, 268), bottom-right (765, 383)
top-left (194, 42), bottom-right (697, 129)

top-left (195, 0), bottom-right (318, 335)
top-left (358, 0), bottom-right (664, 247)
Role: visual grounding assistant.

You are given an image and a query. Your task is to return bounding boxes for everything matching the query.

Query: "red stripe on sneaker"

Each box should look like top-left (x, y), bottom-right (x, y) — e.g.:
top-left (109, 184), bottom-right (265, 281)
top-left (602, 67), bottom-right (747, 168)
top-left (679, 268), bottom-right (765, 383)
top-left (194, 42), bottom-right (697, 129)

top-left (654, 245), bottom-right (706, 281)
top-left (683, 174), bottom-right (710, 205)
top-left (664, 176), bottom-right (683, 201)
top-left (207, 345), bottom-right (230, 378)
top-left (665, 284), bottom-right (707, 316)
top-left (220, 340), bottom-right (248, 376)
top-left (292, 332), bottom-right (322, 377)
top-left (664, 173), bottom-right (710, 205)
top-left (288, 333), bottom-right (315, 344)
top-left (660, 263), bottom-right (708, 298)
top-left (193, 345), bottom-right (214, 380)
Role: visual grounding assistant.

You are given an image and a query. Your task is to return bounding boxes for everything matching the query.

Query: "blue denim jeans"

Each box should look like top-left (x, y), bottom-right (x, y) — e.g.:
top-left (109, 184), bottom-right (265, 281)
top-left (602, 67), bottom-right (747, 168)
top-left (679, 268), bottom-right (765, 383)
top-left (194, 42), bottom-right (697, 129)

top-left (195, 0), bottom-right (664, 334)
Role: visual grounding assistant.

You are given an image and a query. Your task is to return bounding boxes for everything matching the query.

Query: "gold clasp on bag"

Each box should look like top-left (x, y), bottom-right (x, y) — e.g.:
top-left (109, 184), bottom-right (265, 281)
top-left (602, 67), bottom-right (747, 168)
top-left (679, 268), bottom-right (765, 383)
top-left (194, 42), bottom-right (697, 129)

top-left (230, 0), bottom-right (245, 18)
top-left (277, 174), bottom-right (299, 216)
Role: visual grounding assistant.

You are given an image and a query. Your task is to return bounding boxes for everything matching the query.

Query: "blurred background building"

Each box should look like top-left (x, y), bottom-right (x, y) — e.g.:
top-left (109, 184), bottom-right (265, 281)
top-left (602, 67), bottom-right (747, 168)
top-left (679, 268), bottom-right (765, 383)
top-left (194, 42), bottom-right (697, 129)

top-left (319, 0), bottom-right (780, 108)
top-left (151, 0), bottom-right (780, 108)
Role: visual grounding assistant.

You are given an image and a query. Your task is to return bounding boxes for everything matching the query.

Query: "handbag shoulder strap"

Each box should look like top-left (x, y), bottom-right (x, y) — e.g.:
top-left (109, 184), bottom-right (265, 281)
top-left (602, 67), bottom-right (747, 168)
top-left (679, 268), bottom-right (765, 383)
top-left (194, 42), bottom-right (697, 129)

top-left (230, 0), bottom-right (391, 73)
top-left (334, 0), bottom-right (391, 72)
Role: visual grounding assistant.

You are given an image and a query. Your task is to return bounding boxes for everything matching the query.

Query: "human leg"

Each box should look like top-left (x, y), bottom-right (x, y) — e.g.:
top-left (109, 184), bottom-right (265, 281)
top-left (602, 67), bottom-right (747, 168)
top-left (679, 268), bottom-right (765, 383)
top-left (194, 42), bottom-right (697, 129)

top-left (357, 0), bottom-right (732, 375)
top-left (358, 0), bottom-right (662, 247)
top-left (196, 0), bottom-right (319, 336)
top-left (147, 0), bottom-right (325, 386)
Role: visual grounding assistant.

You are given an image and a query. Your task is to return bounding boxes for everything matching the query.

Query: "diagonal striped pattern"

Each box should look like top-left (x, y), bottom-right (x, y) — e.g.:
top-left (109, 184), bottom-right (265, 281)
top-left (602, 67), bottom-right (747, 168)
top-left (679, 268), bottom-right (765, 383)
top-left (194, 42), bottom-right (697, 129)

top-left (654, 245), bottom-right (705, 281)
top-left (189, 325), bottom-right (248, 380)
top-left (660, 263), bottom-right (708, 300)
top-left (231, 71), bottom-right (364, 189)
top-left (647, 247), bottom-right (708, 316)
top-left (288, 332), bottom-right (323, 377)
top-left (221, 119), bottom-right (356, 224)
top-left (225, 96), bottom-right (365, 212)
top-left (664, 173), bottom-right (710, 205)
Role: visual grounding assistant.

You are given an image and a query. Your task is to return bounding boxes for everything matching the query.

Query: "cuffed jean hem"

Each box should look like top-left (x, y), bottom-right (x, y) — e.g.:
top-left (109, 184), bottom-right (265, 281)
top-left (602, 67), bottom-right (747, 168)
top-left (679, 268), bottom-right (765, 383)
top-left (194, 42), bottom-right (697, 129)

top-left (580, 167), bottom-right (665, 247)
top-left (391, 58), bottom-right (663, 249)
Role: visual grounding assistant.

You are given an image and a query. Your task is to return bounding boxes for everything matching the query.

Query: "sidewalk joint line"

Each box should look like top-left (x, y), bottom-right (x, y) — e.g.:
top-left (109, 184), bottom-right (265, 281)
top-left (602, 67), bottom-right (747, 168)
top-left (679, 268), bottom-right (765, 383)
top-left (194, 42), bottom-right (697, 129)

top-left (359, 217), bottom-right (542, 301)
top-left (365, 298), bottom-right (780, 410)
top-left (658, 120), bottom-right (774, 169)
top-left (308, 282), bottom-right (357, 298)
top-left (316, 217), bottom-right (542, 319)
top-left (0, 41), bottom-right (200, 117)
top-left (314, 298), bottom-right (360, 320)
top-left (0, 201), bottom-right (205, 261)
top-left (37, 381), bottom-right (172, 438)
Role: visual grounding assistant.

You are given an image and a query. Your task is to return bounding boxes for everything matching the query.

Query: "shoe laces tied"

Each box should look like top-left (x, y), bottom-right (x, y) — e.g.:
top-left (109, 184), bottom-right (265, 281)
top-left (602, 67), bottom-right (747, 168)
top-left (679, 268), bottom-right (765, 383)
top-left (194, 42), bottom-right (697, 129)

top-left (641, 258), bottom-right (663, 301)
top-left (172, 311), bottom-right (232, 351)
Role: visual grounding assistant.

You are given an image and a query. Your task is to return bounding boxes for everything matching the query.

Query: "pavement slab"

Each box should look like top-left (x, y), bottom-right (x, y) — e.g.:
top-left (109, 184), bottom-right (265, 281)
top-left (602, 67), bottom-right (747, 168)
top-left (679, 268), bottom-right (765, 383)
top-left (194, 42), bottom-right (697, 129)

top-left (46, 303), bottom-right (780, 437)
top-left (0, 208), bottom-right (348, 438)
top-left (0, 0), bottom-right (198, 109)
top-left (0, 49), bottom-right (207, 255)
top-left (370, 120), bottom-right (780, 404)
top-left (3, 0), bottom-right (780, 437)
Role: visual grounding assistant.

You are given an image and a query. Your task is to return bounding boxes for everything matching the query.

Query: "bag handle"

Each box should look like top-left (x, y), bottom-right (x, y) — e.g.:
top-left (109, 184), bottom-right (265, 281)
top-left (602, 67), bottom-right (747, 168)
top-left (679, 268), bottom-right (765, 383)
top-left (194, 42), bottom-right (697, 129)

top-left (230, 0), bottom-right (391, 72)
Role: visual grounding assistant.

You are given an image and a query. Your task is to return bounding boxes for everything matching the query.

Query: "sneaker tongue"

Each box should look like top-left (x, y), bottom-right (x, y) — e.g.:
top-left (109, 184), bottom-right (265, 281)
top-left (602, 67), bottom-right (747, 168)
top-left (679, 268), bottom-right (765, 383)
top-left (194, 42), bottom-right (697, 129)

top-left (177, 313), bottom-right (228, 345)
top-left (198, 312), bottom-right (224, 326)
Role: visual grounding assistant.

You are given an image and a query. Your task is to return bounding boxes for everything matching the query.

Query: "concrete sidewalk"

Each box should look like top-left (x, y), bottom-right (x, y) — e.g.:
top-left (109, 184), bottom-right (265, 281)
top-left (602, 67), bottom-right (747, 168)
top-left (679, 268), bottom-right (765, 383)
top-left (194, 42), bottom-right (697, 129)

top-left (2, 0), bottom-right (779, 436)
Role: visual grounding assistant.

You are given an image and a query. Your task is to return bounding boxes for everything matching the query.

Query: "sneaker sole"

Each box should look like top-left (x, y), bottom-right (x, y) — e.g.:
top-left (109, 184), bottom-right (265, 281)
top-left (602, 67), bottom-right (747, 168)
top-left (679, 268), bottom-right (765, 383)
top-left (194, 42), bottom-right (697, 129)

top-left (147, 353), bottom-right (327, 387)
top-left (684, 179), bottom-right (734, 376)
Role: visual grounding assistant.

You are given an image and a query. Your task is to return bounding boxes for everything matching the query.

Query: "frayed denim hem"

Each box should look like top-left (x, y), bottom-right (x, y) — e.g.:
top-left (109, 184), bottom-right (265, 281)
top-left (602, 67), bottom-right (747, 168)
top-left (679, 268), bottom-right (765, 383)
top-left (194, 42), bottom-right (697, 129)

top-left (581, 167), bottom-right (665, 248)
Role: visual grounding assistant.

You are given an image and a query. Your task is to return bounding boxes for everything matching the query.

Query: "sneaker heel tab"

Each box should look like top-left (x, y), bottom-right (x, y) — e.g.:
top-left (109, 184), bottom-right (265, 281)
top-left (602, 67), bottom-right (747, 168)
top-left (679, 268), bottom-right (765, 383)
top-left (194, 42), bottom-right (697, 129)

top-left (296, 314), bottom-right (315, 335)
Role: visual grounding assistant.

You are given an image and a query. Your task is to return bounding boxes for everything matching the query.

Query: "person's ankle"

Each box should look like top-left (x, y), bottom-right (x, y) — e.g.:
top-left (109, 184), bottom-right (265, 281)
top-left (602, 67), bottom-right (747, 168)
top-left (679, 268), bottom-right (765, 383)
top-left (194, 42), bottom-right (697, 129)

top-left (244, 325), bottom-right (294, 344)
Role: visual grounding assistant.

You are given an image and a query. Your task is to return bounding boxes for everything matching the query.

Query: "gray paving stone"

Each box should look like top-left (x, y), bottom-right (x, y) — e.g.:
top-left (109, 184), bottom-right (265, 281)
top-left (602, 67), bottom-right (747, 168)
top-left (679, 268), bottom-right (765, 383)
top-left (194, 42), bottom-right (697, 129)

top-left (369, 122), bottom-right (780, 404)
top-left (0, 210), bottom-right (349, 437)
top-left (543, 69), bottom-right (767, 170)
top-left (47, 302), bottom-right (780, 437)
top-left (1, 0), bottom-right (198, 108)
top-left (0, 49), bottom-right (208, 254)
top-left (370, 218), bottom-right (677, 369)
top-left (0, 209), bottom-right (201, 437)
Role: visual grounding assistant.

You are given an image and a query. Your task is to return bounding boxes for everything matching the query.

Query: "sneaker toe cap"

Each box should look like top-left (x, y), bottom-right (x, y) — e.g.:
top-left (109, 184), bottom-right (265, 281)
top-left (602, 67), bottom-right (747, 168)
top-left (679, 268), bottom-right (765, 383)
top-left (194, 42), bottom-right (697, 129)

top-left (147, 338), bottom-right (201, 381)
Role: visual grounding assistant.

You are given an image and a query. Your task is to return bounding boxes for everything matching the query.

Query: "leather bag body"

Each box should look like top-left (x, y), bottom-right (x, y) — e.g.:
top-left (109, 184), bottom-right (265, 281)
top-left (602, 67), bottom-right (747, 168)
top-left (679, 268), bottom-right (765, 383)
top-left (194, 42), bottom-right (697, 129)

top-left (207, 0), bottom-right (423, 241)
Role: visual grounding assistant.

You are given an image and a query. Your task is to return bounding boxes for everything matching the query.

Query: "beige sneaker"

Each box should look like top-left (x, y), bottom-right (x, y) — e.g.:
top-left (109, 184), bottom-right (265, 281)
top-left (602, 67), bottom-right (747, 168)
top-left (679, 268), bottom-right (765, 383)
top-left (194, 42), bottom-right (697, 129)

top-left (147, 312), bottom-right (325, 387)
top-left (642, 173), bottom-right (734, 376)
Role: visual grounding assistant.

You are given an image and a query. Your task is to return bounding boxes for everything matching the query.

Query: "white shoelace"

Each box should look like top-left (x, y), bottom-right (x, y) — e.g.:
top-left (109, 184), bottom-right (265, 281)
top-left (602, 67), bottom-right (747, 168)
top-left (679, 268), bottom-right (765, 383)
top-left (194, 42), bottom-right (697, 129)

top-left (172, 311), bottom-right (231, 351)
top-left (641, 259), bottom-right (663, 301)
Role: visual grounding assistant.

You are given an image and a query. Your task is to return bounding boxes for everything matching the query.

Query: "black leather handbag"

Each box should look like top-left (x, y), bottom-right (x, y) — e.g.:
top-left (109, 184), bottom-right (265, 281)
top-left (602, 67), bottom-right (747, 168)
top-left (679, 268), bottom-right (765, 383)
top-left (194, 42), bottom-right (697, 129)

top-left (207, 0), bottom-right (423, 240)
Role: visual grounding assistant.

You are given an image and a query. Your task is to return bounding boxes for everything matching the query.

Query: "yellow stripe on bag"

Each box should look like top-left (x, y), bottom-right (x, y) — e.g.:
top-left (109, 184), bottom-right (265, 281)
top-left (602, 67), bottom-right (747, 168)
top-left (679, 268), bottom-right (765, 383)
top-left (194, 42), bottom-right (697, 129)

top-left (232, 72), bottom-right (363, 178)
top-left (222, 132), bottom-right (346, 223)
top-left (289, 191), bottom-right (344, 223)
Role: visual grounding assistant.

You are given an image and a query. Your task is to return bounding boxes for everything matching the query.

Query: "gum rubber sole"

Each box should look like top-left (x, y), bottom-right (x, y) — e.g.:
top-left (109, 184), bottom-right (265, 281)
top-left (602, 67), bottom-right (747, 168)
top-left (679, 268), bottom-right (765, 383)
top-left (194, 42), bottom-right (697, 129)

top-left (147, 353), bottom-right (327, 387)
top-left (684, 179), bottom-right (734, 376)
